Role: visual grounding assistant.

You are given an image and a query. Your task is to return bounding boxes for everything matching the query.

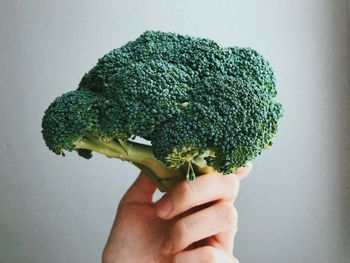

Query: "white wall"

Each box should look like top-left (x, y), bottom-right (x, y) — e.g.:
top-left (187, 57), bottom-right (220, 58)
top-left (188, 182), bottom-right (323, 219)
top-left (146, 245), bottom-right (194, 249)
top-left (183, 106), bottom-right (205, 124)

top-left (1, 0), bottom-right (349, 262)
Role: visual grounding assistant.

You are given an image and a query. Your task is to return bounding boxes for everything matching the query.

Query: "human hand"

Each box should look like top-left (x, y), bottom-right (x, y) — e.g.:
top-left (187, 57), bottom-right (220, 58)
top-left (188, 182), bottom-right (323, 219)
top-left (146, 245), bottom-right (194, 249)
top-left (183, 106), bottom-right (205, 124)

top-left (102, 165), bottom-right (252, 263)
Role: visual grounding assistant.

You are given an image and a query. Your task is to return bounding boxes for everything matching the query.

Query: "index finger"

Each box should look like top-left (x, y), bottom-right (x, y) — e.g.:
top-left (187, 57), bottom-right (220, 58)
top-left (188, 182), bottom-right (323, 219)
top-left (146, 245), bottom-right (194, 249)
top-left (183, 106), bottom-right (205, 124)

top-left (155, 171), bottom-right (241, 220)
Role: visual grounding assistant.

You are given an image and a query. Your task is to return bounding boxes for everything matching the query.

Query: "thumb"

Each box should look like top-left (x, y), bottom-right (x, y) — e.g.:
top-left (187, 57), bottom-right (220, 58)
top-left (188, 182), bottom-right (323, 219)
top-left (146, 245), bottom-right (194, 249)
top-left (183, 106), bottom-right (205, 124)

top-left (121, 171), bottom-right (158, 204)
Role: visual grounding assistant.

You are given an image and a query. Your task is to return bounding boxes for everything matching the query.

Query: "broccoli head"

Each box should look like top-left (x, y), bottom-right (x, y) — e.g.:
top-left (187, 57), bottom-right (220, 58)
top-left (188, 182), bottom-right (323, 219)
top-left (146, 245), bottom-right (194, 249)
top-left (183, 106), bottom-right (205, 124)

top-left (42, 31), bottom-right (283, 191)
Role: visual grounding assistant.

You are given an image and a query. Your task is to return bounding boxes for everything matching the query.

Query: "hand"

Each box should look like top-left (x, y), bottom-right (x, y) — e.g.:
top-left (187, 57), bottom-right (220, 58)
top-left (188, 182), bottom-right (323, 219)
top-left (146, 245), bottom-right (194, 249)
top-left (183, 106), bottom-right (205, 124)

top-left (102, 165), bottom-right (251, 263)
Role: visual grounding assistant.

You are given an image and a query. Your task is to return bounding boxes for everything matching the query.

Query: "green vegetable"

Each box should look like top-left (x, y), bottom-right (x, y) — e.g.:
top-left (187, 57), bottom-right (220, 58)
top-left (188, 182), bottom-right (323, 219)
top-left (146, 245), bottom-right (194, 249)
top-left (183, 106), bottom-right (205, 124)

top-left (42, 31), bottom-right (283, 192)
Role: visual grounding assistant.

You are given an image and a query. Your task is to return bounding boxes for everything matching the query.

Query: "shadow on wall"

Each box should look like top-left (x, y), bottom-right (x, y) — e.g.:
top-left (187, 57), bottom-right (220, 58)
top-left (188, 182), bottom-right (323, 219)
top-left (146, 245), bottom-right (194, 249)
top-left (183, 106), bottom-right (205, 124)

top-left (334, 1), bottom-right (350, 256)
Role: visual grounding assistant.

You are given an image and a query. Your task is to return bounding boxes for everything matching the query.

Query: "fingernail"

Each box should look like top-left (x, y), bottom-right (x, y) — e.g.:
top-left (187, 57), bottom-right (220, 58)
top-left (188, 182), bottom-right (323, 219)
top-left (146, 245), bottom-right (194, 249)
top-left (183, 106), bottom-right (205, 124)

top-left (161, 237), bottom-right (173, 255)
top-left (156, 196), bottom-right (173, 218)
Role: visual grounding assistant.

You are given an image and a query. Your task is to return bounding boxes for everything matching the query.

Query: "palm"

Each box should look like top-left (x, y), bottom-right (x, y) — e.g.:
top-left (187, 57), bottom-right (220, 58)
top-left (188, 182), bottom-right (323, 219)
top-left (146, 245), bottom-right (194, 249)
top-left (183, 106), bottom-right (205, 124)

top-left (103, 174), bottom-right (173, 263)
top-left (116, 202), bottom-right (171, 262)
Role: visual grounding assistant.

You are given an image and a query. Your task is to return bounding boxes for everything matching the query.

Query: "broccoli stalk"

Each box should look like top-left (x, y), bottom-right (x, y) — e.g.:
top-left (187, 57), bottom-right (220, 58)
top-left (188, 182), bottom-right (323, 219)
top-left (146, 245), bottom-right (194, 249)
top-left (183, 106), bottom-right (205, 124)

top-left (73, 133), bottom-right (215, 191)
top-left (74, 134), bottom-right (182, 191)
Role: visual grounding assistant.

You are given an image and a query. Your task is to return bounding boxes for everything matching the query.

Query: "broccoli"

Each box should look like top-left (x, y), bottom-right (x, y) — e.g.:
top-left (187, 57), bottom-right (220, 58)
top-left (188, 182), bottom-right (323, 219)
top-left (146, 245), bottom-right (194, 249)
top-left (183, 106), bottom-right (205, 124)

top-left (41, 31), bottom-right (283, 192)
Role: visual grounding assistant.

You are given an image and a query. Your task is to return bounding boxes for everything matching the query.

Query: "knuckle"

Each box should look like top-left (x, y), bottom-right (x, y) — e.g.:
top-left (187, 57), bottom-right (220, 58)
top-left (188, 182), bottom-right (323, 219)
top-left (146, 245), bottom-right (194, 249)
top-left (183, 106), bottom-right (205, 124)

top-left (217, 202), bottom-right (238, 229)
top-left (217, 174), bottom-right (239, 202)
top-left (201, 246), bottom-right (218, 262)
top-left (226, 175), bottom-right (240, 197)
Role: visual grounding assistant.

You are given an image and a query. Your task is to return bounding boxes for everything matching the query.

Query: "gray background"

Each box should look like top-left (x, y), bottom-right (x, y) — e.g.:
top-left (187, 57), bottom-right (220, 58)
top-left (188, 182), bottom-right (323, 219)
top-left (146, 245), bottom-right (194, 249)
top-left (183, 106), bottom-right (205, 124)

top-left (1, 0), bottom-right (349, 262)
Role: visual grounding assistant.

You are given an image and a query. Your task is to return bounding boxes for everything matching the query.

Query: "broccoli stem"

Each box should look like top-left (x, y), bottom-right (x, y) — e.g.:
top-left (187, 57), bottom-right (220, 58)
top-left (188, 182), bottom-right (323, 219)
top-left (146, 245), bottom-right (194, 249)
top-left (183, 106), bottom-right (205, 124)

top-left (74, 135), bottom-right (185, 192)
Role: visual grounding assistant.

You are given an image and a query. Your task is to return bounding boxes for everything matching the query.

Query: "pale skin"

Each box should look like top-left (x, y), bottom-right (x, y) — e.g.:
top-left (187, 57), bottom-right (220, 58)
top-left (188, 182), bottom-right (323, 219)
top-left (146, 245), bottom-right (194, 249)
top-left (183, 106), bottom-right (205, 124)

top-left (102, 164), bottom-right (252, 263)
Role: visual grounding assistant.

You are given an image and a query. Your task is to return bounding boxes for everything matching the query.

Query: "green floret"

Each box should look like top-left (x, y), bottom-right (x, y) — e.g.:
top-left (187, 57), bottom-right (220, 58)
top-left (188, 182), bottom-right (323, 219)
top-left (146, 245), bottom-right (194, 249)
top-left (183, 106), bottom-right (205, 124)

top-left (42, 90), bottom-right (105, 155)
top-left (42, 90), bottom-right (184, 190)
top-left (152, 75), bottom-right (282, 175)
top-left (42, 30), bottom-right (283, 192)
top-left (227, 47), bottom-right (277, 96)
